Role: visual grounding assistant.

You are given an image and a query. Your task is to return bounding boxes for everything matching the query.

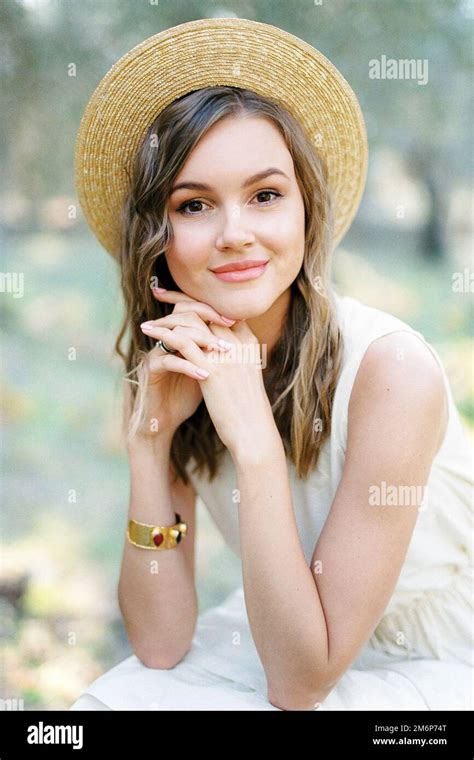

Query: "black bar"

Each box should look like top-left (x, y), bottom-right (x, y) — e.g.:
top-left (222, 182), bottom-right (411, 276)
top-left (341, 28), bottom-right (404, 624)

top-left (0, 709), bottom-right (471, 757)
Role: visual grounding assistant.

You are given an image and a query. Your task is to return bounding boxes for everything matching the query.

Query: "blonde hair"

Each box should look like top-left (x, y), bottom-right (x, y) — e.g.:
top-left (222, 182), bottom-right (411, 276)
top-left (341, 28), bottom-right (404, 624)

top-left (114, 86), bottom-right (344, 483)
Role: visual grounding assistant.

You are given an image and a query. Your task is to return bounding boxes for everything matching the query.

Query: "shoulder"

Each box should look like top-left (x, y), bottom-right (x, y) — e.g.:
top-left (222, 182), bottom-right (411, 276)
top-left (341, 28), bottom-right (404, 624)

top-left (353, 329), bottom-right (445, 387)
top-left (347, 330), bottom-right (448, 459)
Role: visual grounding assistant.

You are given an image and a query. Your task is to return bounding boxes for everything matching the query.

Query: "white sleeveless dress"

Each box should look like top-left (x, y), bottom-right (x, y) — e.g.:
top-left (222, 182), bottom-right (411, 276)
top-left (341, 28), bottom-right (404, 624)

top-left (70, 292), bottom-right (473, 711)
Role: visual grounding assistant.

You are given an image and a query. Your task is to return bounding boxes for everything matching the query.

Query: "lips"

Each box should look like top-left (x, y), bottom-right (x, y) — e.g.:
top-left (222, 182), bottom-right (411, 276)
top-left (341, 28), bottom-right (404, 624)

top-left (210, 259), bottom-right (269, 273)
top-left (211, 261), bottom-right (269, 283)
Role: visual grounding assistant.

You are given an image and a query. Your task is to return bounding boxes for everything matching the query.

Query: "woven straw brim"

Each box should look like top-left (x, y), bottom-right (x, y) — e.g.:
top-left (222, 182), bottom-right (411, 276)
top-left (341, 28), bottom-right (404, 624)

top-left (75, 17), bottom-right (368, 259)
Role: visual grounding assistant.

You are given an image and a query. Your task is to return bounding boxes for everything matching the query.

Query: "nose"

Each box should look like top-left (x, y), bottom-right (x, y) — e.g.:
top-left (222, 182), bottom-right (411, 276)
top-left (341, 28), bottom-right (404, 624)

top-left (215, 203), bottom-right (256, 251)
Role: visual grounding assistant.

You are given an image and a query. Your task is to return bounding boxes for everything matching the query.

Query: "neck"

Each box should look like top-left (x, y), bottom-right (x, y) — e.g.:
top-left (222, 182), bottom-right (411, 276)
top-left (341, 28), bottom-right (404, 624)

top-left (246, 287), bottom-right (291, 364)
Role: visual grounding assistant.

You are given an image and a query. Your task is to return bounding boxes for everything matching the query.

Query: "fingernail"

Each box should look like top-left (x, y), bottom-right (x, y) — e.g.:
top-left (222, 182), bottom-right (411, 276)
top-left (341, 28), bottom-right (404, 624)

top-left (195, 368), bottom-right (209, 378)
top-left (221, 316), bottom-right (235, 325)
top-left (218, 339), bottom-right (233, 350)
top-left (141, 322), bottom-right (154, 329)
top-left (152, 287), bottom-right (167, 293)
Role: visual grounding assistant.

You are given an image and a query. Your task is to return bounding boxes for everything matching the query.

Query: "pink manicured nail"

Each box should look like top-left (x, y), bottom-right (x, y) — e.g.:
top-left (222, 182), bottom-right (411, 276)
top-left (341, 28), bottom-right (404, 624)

top-left (195, 368), bottom-right (209, 378)
top-left (221, 316), bottom-right (235, 325)
top-left (152, 287), bottom-right (167, 293)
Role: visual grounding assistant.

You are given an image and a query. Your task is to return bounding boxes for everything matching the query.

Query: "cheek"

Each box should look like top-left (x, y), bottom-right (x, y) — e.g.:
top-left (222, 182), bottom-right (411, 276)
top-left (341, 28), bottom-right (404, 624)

top-left (269, 203), bottom-right (305, 280)
top-left (166, 227), bottom-right (209, 273)
top-left (270, 200), bottom-right (305, 252)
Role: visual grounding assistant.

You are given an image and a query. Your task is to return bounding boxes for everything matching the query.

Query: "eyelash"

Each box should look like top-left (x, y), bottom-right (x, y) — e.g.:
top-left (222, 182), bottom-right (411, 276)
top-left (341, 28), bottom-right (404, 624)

top-left (176, 189), bottom-right (283, 216)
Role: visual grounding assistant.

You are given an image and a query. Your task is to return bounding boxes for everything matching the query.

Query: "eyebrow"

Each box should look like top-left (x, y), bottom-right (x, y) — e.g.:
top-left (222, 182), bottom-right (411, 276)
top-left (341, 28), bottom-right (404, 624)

top-left (169, 167), bottom-right (290, 195)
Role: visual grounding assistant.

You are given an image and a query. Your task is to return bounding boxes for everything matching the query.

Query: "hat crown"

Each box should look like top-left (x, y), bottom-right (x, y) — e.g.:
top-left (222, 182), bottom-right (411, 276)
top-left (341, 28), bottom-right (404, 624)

top-left (75, 17), bottom-right (368, 258)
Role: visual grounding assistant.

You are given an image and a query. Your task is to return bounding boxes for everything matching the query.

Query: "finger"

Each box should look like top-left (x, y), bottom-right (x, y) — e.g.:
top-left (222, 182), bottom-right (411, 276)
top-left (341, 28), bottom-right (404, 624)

top-left (149, 352), bottom-right (209, 380)
top-left (142, 324), bottom-right (232, 352)
top-left (141, 324), bottom-right (232, 351)
top-left (140, 311), bottom-right (199, 328)
top-left (207, 321), bottom-right (261, 366)
top-left (173, 302), bottom-right (236, 328)
top-left (226, 319), bottom-right (258, 342)
top-left (142, 325), bottom-right (206, 364)
top-left (142, 311), bottom-right (220, 335)
top-left (207, 320), bottom-right (252, 342)
top-left (151, 288), bottom-right (195, 304)
top-left (151, 289), bottom-right (235, 326)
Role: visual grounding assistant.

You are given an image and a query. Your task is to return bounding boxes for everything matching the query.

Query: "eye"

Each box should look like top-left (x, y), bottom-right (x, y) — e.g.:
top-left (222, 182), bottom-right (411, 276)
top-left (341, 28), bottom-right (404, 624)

top-left (176, 199), bottom-right (210, 216)
top-left (254, 190), bottom-right (282, 205)
top-left (176, 189), bottom-right (283, 217)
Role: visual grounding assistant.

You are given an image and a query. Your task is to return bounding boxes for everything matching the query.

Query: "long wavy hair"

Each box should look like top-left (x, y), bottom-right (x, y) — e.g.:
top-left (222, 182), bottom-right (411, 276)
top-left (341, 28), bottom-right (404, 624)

top-left (114, 86), bottom-right (344, 483)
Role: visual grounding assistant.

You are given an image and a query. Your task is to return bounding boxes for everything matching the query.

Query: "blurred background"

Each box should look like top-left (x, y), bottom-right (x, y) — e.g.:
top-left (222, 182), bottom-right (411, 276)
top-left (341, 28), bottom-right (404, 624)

top-left (1, 0), bottom-right (472, 709)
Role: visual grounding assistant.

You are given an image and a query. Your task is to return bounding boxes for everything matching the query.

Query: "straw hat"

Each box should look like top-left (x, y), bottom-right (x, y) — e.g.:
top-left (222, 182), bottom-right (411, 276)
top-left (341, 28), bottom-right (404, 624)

top-left (75, 17), bottom-right (368, 259)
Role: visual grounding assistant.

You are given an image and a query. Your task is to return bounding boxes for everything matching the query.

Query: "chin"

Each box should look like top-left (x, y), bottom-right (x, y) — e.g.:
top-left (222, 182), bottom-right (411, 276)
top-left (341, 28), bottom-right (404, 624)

top-left (214, 292), bottom-right (274, 320)
top-left (219, 304), bottom-right (268, 322)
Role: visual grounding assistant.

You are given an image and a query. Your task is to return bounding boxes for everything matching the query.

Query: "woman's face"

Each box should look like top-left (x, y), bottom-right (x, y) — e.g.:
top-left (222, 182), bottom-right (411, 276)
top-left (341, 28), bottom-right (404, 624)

top-left (165, 115), bottom-right (306, 320)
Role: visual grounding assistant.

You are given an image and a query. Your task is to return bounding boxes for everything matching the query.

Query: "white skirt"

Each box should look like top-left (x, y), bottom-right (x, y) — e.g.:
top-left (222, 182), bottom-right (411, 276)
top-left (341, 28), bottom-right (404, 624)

top-left (69, 585), bottom-right (473, 711)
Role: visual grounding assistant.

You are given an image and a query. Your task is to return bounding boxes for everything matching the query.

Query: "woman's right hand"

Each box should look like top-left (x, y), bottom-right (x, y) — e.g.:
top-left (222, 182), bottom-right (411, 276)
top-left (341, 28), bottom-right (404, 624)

top-left (132, 292), bottom-right (236, 438)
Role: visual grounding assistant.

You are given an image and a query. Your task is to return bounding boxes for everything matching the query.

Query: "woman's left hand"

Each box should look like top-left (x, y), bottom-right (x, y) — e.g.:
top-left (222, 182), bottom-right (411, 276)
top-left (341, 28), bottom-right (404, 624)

top-left (153, 289), bottom-right (279, 456)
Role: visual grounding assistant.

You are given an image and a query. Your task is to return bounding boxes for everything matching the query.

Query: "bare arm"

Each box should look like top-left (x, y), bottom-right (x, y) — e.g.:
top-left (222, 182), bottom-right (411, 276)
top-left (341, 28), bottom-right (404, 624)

top-left (117, 431), bottom-right (198, 669)
top-left (116, 289), bottom-right (235, 669)
top-left (232, 331), bottom-right (447, 710)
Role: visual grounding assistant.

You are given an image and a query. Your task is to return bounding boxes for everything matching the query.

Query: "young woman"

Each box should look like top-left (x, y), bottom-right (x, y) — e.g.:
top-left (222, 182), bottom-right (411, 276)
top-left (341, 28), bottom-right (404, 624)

top-left (70, 19), bottom-right (472, 711)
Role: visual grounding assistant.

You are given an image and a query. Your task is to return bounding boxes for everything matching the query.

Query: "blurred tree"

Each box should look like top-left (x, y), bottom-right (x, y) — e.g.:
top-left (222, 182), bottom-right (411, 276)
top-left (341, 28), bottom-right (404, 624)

top-left (0, 0), bottom-right (471, 258)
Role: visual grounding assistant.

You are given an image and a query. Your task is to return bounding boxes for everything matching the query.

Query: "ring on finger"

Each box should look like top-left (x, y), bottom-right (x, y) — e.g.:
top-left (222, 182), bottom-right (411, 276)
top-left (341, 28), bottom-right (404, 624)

top-left (156, 338), bottom-right (178, 355)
